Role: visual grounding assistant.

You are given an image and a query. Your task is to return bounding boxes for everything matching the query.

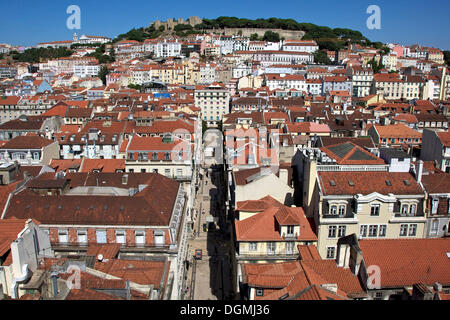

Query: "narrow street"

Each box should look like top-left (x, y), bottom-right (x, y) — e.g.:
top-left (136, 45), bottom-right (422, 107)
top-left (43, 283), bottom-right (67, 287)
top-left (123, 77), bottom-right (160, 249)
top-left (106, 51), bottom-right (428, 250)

top-left (184, 163), bottom-right (234, 300)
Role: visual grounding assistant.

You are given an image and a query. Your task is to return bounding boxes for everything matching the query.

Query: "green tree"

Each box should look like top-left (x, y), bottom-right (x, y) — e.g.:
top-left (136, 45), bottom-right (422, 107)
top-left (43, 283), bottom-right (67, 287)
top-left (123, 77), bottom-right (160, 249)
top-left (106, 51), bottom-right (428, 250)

top-left (313, 50), bottom-right (331, 64)
top-left (368, 59), bottom-right (385, 73)
top-left (98, 65), bottom-right (109, 85)
top-left (202, 120), bottom-right (208, 135)
top-left (444, 51), bottom-right (450, 66)
top-left (128, 84), bottom-right (142, 91)
top-left (250, 33), bottom-right (259, 41)
top-left (263, 31), bottom-right (280, 42)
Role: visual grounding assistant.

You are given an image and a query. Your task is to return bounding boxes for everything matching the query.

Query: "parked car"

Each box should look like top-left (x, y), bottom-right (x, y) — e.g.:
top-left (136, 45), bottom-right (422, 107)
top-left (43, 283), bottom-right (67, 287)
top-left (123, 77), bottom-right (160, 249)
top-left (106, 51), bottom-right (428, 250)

top-left (194, 249), bottom-right (202, 260)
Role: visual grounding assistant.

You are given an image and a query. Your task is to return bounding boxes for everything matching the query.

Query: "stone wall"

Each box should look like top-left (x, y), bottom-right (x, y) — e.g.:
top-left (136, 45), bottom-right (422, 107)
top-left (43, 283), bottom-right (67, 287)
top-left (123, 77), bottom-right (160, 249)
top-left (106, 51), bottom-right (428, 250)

top-left (204, 28), bottom-right (305, 40)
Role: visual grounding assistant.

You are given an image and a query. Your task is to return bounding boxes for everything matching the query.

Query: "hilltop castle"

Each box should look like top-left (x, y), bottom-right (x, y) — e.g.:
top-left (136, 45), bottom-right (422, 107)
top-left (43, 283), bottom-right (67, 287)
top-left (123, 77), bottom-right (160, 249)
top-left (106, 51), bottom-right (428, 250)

top-left (151, 16), bottom-right (202, 31)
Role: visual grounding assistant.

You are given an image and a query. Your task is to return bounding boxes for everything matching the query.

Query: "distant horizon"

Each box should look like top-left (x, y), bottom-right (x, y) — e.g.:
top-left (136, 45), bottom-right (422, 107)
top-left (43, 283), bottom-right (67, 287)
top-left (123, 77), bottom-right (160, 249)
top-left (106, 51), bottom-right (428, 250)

top-left (0, 0), bottom-right (449, 50)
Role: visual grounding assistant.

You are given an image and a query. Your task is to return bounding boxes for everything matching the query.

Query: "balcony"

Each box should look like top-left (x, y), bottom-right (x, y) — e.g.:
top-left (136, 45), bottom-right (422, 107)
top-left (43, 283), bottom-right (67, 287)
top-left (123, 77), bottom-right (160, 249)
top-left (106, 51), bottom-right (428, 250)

top-left (51, 242), bottom-right (174, 253)
top-left (236, 252), bottom-right (298, 261)
top-left (394, 211), bottom-right (424, 218)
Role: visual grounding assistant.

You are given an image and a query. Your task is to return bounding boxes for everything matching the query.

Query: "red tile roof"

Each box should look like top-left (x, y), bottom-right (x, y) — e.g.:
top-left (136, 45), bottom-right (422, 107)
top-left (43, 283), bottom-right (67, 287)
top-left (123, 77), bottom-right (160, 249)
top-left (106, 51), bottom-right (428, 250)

top-left (235, 206), bottom-right (316, 242)
top-left (80, 159), bottom-right (125, 173)
top-left (318, 171), bottom-right (424, 196)
top-left (235, 195), bottom-right (283, 212)
top-left (0, 136), bottom-right (55, 150)
top-left (359, 238), bottom-right (450, 288)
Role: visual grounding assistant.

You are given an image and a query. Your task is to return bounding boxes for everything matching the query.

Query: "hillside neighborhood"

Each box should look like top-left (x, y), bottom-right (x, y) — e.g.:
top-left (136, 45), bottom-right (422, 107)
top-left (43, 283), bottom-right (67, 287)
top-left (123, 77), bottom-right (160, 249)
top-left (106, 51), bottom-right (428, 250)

top-left (0, 14), bottom-right (449, 302)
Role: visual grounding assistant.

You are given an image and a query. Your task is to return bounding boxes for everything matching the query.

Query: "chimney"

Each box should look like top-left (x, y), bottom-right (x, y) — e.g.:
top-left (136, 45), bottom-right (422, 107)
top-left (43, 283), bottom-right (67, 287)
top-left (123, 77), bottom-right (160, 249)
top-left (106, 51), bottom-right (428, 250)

top-left (416, 160), bottom-right (423, 183)
top-left (122, 174), bottom-right (129, 185)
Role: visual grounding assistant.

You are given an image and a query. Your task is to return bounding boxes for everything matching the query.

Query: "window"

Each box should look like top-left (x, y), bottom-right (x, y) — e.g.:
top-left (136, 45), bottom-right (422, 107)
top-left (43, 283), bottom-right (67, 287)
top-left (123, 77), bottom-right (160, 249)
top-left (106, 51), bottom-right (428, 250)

top-left (267, 242), bottom-right (276, 255)
top-left (338, 226), bottom-right (346, 237)
top-left (249, 242), bottom-right (258, 251)
top-left (379, 225), bottom-right (387, 237)
top-left (96, 230), bottom-right (107, 243)
top-left (77, 230), bottom-right (87, 244)
top-left (287, 225), bottom-right (295, 235)
top-left (409, 224), bottom-right (417, 236)
top-left (135, 231), bottom-right (145, 246)
top-left (152, 152), bottom-right (158, 160)
top-left (164, 152), bottom-right (170, 160)
top-left (286, 242), bottom-right (295, 255)
top-left (431, 219), bottom-right (438, 234)
top-left (164, 169), bottom-right (171, 176)
top-left (370, 204), bottom-right (380, 216)
top-left (326, 247), bottom-right (336, 259)
top-left (369, 225), bottom-right (378, 237)
top-left (431, 198), bottom-right (439, 214)
top-left (256, 288), bottom-right (264, 297)
top-left (338, 205), bottom-right (346, 216)
top-left (154, 231), bottom-right (165, 247)
top-left (328, 226), bottom-right (337, 238)
top-left (33, 152), bottom-right (39, 160)
top-left (330, 205), bottom-right (337, 215)
top-left (409, 204), bottom-right (417, 216)
top-left (400, 224), bottom-right (408, 236)
top-left (375, 292), bottom-right (383, 300)
top-left (58, 230), bottom-right (68, 243)
top-left (360, 225), bottom-right (368, 238)
top-left (401, 205), bottom-right (409, 216)
top-left (116, 231), bottom-right (126, 244)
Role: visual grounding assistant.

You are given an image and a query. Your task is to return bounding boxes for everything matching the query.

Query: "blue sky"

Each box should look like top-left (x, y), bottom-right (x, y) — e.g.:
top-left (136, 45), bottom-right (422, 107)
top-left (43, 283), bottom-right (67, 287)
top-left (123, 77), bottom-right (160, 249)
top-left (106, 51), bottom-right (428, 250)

top-left (1, 0), bottom-right (449, 50)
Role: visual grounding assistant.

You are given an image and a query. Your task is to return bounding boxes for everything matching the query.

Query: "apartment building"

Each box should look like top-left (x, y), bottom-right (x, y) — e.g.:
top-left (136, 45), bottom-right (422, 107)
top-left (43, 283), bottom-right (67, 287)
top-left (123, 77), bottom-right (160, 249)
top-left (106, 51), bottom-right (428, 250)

top-left (195, 82), bottom-right (230, 125)
top-left (421, 130), bottom-right (450, 173)
top-left (311, 170), bottom-right (426, 259)
top-left (265, 74), bottom-right (306, 91)
top-left (421, 172), bottom-right (450, 238)
top-left (234, 196), bottom-right (317, 263)
top-left (347, 66), bottom-right (373, 97)
top-left (124, 135), bottom-right (192, 181)
top-left (371, 74), bottom-right (426, 100)
top-left (368, 124), bottom-right (422, 148)
top-left (3, 172), bottom-right (190, 300)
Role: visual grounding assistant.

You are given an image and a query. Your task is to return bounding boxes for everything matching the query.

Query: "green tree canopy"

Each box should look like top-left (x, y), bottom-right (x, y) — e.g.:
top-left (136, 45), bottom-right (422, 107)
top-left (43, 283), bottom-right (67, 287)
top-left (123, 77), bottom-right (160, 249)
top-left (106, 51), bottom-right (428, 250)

top-left (12, 47), bottom-right (74, 63)
top-left (98, 65), bottom-right (110, 85)
top-left (313, 50), bottom-right (332, 65)
top-left (263, 31), bottom-right (280, 42)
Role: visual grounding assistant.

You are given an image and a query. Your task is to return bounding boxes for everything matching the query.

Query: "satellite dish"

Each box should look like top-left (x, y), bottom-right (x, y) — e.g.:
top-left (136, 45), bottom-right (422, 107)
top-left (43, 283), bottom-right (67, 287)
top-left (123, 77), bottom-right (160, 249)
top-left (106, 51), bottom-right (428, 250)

top-left (97, 254), bottom-right (104, 262)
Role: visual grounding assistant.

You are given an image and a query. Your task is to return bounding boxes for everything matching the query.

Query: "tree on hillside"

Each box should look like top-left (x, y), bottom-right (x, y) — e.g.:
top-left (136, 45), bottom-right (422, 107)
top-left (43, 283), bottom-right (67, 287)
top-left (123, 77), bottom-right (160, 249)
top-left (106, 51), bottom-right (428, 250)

top-left (250, 33), bottom-right (259, 41)
top-left (313, 50), bottom-right (331, 64)
top-left (368, 58), bottom-right (385, 73)
top-left (98, 65), bottom-right (110, 85)
top-left (444, 51), bottom-right (450, 66)
top-left (263, 31), bottom-right (280, 42)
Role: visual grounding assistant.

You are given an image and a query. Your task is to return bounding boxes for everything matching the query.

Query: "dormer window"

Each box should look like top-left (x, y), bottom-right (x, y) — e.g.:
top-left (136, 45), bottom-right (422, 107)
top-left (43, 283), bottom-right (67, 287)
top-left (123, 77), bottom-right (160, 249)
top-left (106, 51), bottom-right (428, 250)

top-left (286, 225), bottom-right (294, 235)
top-left (330, 205), bottom-right (337, 215)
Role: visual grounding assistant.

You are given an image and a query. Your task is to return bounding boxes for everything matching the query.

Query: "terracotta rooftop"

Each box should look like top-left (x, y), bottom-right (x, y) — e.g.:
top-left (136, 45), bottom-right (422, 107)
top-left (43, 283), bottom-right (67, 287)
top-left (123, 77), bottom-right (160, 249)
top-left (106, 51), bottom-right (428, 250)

top-left (359, 238), bottom-right (450, 288)
top-left (318, 171), bottom-right (424, 196)
top-left (0, 135), bottom-right (55, 150)
top-left (235, 206), bottom-right (316, 242)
